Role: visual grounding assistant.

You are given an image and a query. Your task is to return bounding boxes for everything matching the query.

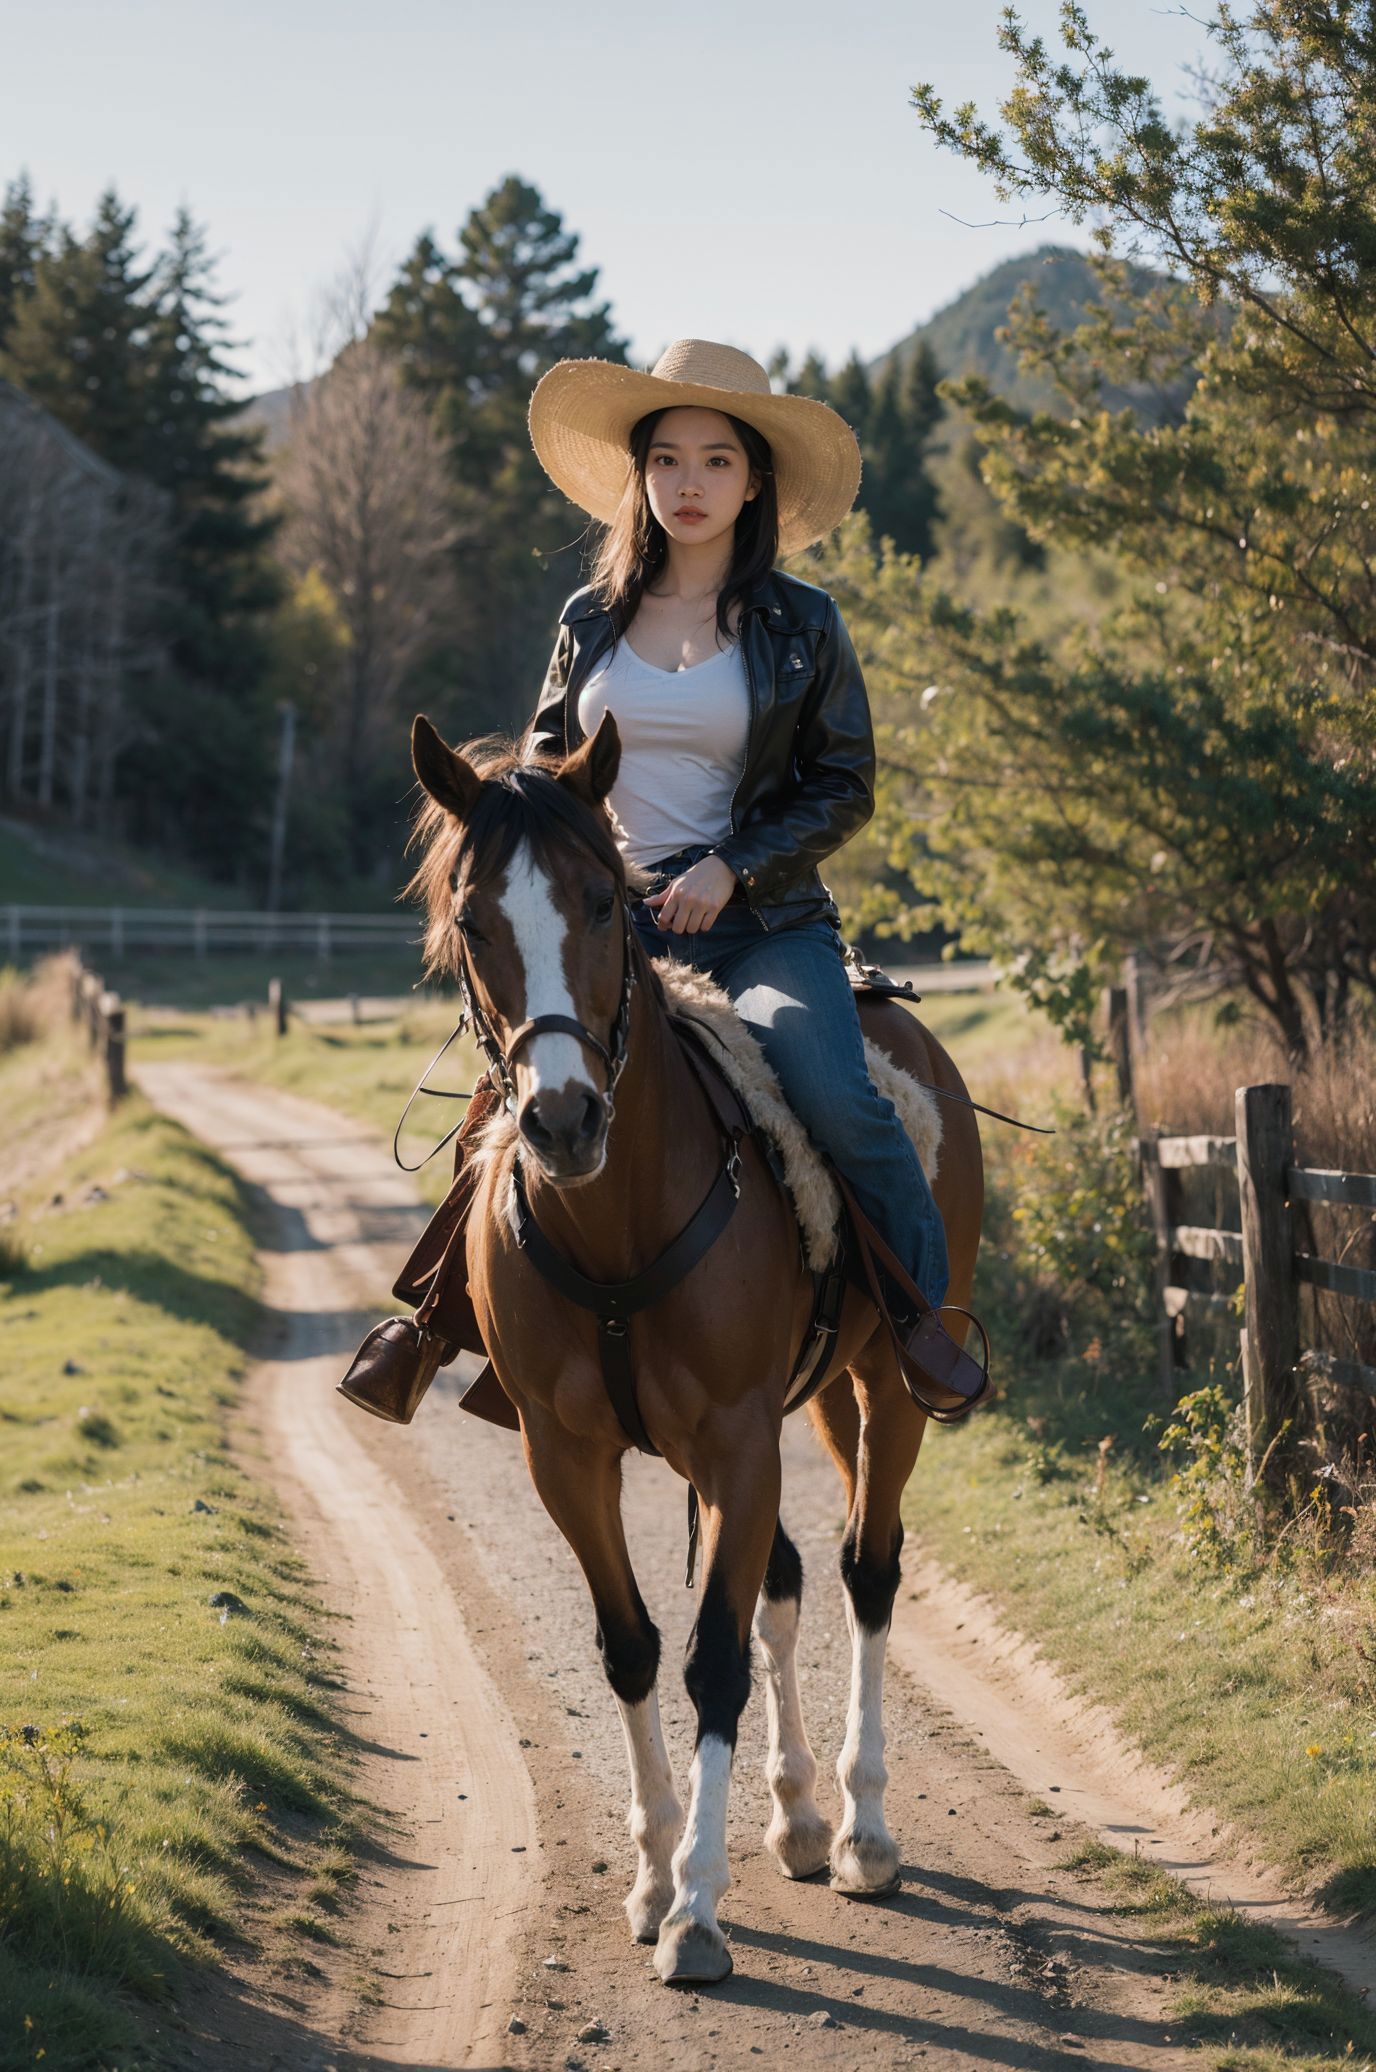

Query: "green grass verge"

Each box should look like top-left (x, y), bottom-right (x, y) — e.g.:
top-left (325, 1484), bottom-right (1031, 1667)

top-left (0, 1031), bottom-right (353, 2070)
top-left (1054, 1836), bottom-right (1376, 2069)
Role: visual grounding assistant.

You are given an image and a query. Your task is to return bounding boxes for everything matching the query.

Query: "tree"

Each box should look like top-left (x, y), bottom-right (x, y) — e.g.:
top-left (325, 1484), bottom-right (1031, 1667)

top-left (863, 346), bottom-right (943, 560)
top-left (142, 207), bottom-right (279, 660)
top-left (874, 0), bottom-right (1376, 1053)
top-left (275, 325), bottom-right (460, 870)
top-left (375, 177), bottom-right (628, 728)
top-left (1, 189), bottom-right (155, 473)
top-left (0, 174), bottom-right (48, 350)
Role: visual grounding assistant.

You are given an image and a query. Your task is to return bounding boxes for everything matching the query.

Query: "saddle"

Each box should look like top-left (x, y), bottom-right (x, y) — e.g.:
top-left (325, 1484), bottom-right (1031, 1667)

top-left (336, 955), bottom-right (988, 1436)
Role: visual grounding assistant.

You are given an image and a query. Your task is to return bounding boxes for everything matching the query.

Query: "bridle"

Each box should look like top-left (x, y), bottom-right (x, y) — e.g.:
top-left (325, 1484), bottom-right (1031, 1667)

top-left (457, 897), bottom-right (639, 1117)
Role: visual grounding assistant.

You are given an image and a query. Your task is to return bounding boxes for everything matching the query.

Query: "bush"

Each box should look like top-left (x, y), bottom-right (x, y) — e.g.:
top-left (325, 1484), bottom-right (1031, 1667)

top-left (983, 1094), bottom-right (1157, 1377)
top-left (0, 969), bottom-right (38, 1055)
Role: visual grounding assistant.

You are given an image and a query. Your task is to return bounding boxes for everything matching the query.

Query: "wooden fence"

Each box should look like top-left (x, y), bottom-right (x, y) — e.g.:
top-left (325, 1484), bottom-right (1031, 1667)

top-left (68, 954), bottom-right (126, 1105)
top-left (1139, 1081), bottom-right (1376, 1481)
top-left (7, 904), bottom-right (414, 960)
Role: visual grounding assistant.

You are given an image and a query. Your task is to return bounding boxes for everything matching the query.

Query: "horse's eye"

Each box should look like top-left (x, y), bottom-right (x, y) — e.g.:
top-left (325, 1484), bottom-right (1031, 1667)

top-left (458, 915), bottom-right (487, 946)
top-left (592, 892), bottom-right (616, 927)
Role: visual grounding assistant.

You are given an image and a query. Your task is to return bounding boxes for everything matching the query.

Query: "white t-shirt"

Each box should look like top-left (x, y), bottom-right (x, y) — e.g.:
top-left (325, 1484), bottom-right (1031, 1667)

top-left (575, 631), bottom-right (750, 868)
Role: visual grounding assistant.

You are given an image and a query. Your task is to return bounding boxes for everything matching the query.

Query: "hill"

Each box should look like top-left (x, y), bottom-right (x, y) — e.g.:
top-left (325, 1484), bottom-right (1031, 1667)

top-left (872, 244), bottom-right (1193, 419)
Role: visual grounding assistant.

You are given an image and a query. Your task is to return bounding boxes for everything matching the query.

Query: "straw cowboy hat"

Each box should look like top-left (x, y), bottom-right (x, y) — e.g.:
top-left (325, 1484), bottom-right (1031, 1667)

top-left (528, 337), bottom-right (862, 558)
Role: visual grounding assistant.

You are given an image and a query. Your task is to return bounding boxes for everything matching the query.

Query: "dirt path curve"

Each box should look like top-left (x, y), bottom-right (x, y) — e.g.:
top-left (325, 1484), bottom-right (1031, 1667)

top-left (140, 1060), bottom-right (1241, 2070)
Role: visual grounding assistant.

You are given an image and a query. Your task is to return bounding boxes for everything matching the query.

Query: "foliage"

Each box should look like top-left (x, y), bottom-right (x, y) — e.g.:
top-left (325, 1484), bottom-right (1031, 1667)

top-left (1157, 1380), bottom-right (1256, 1568)
top-left (374, 175), bottom-right (629, 734)
top-left (904, 0), bottom-right (1376, 1054)
top-left (274, 333), bottom-right (459, 871)
top-left (771, 340), bottom-right (946, 560)
top-left (0, 967), bottom-right (38, 1053)
top-left (0, 182), bottom-right (280, 884)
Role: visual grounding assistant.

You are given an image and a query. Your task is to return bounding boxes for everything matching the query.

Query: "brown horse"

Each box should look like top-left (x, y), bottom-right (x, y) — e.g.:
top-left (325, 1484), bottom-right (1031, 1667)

top-left (408, 710), bottom-right (983, 1987)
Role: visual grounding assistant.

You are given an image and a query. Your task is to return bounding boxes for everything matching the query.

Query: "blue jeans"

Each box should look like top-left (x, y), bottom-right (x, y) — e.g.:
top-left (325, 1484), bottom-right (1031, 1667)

top-left (632, 847), bottom-right (950, 1311)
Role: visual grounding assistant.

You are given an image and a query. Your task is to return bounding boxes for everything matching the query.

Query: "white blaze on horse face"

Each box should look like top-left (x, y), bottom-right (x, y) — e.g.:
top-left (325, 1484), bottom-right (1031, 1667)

top-left (497, 839), bottom-right (592, 1101)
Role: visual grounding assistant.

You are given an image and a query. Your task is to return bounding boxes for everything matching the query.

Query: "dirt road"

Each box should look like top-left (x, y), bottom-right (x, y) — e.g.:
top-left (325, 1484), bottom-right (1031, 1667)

top-left (139, 1061), bottom-right (1262, 2070)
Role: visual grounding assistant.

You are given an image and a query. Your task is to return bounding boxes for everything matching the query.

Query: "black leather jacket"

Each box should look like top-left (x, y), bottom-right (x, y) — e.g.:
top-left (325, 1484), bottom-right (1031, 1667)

top-left (524, 566), bottom-right (876, 929)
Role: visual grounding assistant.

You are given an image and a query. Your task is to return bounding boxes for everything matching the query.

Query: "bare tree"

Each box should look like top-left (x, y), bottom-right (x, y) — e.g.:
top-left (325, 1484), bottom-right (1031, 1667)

top-left (0, 379), bottom-right (167, 824)
top-left (273, 261), bottom-right (460, 812)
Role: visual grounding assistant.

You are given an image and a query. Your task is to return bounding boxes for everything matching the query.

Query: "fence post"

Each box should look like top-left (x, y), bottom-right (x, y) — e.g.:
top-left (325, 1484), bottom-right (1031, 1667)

top-left (268, 977), bottom-right (288, 1038)
top-left (6, 905), bottom-right (18, 963)
top-left (1105, 985), bottom-right (1133, 1110)
top-left (317, 915), bottom-right (331, 962)
top-left (80, 971), bottom-right (103, 1047)
top-left (1235, 1082), bottom-right (1299, 1483)
top-left (1139, 1129), bottom-right (1184, 1392)
top-left (100, 990), bottom-right (126, 1103)
top-left (194, 910), bottom-right (207, 962)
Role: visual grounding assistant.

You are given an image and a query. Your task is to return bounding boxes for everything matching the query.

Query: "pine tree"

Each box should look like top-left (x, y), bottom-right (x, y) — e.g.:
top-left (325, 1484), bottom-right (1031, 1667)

top-left (121, 207), bottom-right (280, 870)
top-left (1, 188), bottom-right (156, 472)
top-left (829, 352), bottom-right (872, 443)
top-left (143, 207), bottom-right (278, 662)
top-left (862, 347), bottom-right (942, 559)
top-left (0, 173), bottom-right (49, 350)
top-left (376, 176), bottom-right (628, 729)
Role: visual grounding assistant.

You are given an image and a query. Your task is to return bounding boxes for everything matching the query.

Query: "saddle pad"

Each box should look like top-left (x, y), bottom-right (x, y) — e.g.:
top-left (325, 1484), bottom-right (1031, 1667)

top-left (657, 963), bottom-right (941, 1271)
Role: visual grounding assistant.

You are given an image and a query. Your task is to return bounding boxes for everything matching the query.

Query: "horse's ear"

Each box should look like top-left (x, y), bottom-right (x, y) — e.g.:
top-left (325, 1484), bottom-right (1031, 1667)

top-left (557, 710), bottom-right (621, 805)
top-left (412, 714), bottom-right (482, 820)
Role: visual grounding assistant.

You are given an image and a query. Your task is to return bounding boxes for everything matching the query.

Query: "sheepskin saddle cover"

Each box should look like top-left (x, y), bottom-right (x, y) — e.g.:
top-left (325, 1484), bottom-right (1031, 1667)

top-left (658, 963), bottom-right (941, 1272)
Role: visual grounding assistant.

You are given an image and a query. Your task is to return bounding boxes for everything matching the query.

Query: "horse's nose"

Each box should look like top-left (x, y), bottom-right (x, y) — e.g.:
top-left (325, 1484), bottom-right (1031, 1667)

top-left (518, 1087), bottom-right (605, 1171)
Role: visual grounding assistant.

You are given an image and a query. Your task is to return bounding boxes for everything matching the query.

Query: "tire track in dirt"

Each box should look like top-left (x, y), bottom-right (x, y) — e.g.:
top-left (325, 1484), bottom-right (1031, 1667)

top-left (138, 1059), bottom-right (1367, 2070)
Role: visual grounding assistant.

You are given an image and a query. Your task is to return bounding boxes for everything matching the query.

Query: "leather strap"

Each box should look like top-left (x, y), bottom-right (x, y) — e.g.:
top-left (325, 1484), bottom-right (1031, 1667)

top-left (833, 1171), bottom-right (990, 1424)
top-left (510, 1143), bottom-right (742, 1457)
top-left (505, 1012), bottom-right (615, 1077)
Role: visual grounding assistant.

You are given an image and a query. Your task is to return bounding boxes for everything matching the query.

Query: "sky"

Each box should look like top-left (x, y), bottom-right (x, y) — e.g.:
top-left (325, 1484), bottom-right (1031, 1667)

top-left (1, 0), bottom-right (1214, 395)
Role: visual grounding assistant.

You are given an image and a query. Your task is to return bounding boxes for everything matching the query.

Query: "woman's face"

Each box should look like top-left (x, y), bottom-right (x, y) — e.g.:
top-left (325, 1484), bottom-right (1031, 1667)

top-left (642, 406), bottom-right (760, 552)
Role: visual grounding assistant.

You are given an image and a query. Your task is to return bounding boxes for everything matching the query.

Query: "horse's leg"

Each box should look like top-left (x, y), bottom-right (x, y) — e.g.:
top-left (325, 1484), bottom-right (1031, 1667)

top-left (752, 1519), bottom-right (831, 1879)
top-left (830, 1351), bottom-right (924, 1898)
top-left (654, 1423), bottom-right (780, 1987)
top-left (521, 1425), bottom-right (682, 1940)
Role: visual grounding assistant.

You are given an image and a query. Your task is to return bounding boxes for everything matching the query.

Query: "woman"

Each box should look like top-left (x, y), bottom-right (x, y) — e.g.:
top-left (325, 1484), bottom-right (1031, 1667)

top-left (337, 337), bottom-right (964, 1428)
top-left (523, 337), bottom-right (950, 1338)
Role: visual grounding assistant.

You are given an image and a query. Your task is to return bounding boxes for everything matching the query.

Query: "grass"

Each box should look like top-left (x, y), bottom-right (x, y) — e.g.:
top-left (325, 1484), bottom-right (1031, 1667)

top-left (0, 817), bottom-right (243, 912)
top-left (0, 989), bottom-right (354, 2070)
top-left (1056, 1837), bottom-right (1376, 2069)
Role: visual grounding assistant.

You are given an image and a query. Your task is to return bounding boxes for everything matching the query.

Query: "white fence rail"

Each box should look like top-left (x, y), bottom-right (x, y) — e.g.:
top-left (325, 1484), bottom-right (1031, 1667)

top-left (5, 904), bottom-right (416, 960)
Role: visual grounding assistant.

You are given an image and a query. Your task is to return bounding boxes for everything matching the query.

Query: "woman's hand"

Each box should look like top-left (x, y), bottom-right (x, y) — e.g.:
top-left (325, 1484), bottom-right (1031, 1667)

top-left (644, 855), bottom-right (739, 934)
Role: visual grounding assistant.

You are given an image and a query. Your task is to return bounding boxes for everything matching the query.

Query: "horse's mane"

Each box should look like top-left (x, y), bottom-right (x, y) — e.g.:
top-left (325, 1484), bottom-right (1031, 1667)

top-left (405, 734), bottom-right (653, 981)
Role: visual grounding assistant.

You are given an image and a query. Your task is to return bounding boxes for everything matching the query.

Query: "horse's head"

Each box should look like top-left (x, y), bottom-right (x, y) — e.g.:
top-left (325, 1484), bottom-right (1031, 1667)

top-left (409, 710), bottom-right (633, 1184)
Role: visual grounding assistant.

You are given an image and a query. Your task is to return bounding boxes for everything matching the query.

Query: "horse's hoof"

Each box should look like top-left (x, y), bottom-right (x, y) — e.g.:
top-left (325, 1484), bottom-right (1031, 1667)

top-left (625, 1880), bottom-right (673, 1943)
top-left (653, 1914), bottom-right (733, 1986)
top-left (767, 1810), bottom-right (834, 1881)
top-left (830, 1828), bottom-right (901, 1898)
top-left (831, 1868), bottom-right (902, 1900)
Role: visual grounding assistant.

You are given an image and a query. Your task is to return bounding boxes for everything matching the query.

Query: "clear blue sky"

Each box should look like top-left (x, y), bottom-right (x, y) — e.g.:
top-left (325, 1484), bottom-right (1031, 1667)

top-left (2, 0), bottom-right (1211, 394)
